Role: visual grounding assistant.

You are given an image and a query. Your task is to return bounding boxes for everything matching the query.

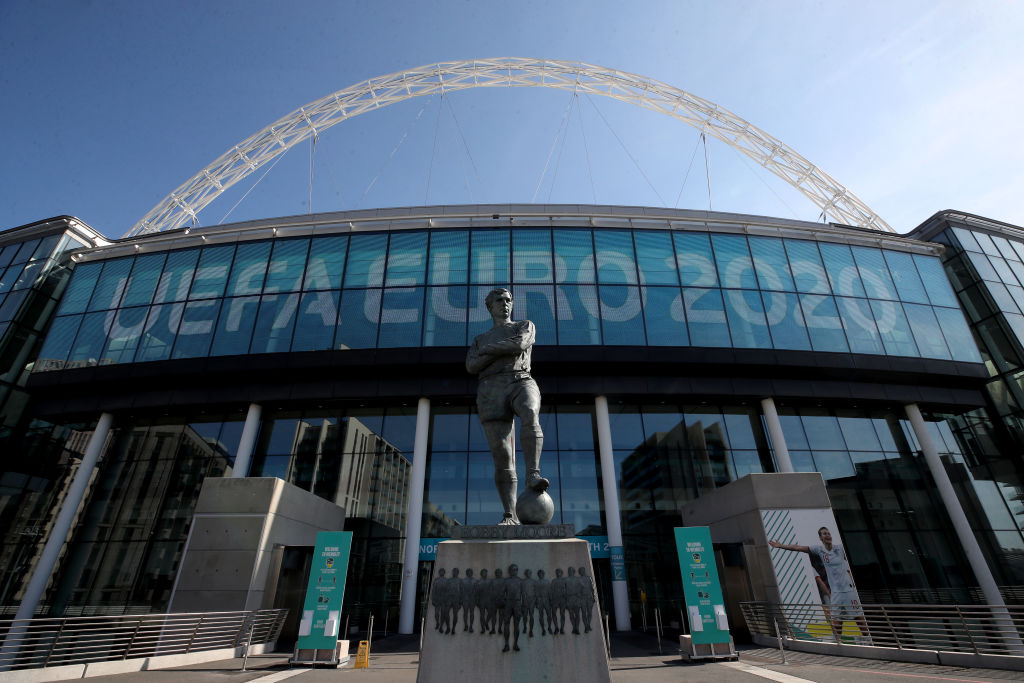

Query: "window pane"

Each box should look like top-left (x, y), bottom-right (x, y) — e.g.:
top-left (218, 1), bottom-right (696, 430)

top-left (291, 290), bottom-right (339, 351)
top-left (304, 235), bottom-right (348, 290)
top-left (250, 293), bottom-right (299, 353)
top-left (934, 307), bottom-right (983, 363)
top-left (837, 296), bottom-right (884, 354)
top-left (468, 285), bottom-right (496, 341)
top-left (511, 285), bottom-right (556, 346)
top-left (750, 236), bottom-right (795, 291)
top-left (36, 315), bottom-right (82, 369)
top-left (13, 261), bottom-right (42, 290)
top-left (11, 238), bottom-right (40, 264)
top-left (951, 226), bottom-right (982, 253)
top-left (378, 287), bottom-right (424, 348)
top-left (29, 234), bottom-right (60, 261)
top-left (121, 253), bottom-right (166, 307)
top-left (799, 294), bottom-right (849, 352)
top-left (871, 300), bottom-right (918, 356)
top-left (556, 284), bottom-right (601, 345)
top-left (914, 254), bottom-right (959, 307)
top-left (189, 245), bottom-right (234, 299)
top-left (712, 235), bottom-right (756, 289)
top-left (723, 289), bottom-right (771, 348)
top-left (423, 286), bottom-right (467, 346)
top-left (0, 289), bottom-right (27, 321)
top-left (819, 243), bottom-right (865, 297)
top-left (135, 304), bottom-right (180, 362)
top-left (103, 306), bottom-right (151, 363)
top-left (883, 251), bottom-right (928, 304)
top-left (675, 233), bottom-right (718, 287)
top-left (903, 303), bottom-right (950, 360)
top-left (337, 288), bottom-right (380, 349)
top-left (153, 249), bottom-right (200, 303)
top-left (226, 242), bottom-right (272, 296)
top-left (853, 247), bottom-right (897, 300)
top-left (265, 239), bottom-right (309, 293)
top-left (684, 288), bottom-right (730, 346)
top-left (513, 229), bottom-right (554, 284)
top-left (172, 299), bottom-right (222, 358)
top-left (599, 285), bottom-right (645, 345)
top-left (56, 262), bottom-right (102, 315)
top-left (428, 230), bottom-right (468, 285)
top-left (554, 229), bottom-right (595, 283)
top-left (634, 230), bottom-right (678, 285)
top-left (205, 296), bottom-right (258, 356)
top-left (764, 291), bottom-right (810, 350)
top-left (470, 229), bottom-right (510, 284)
top-left (0, 265), bottom-right (17, 294)
top-left (385, 232), bottom-right (427, 287)
top-left (87, 258), bottom-right (133, 311)
top-left (594, 230), bottom-right (637, 284)
top-left (67, 311), bottom-right (110, 364)
top-left (643, 286), bottom-right (687, 346)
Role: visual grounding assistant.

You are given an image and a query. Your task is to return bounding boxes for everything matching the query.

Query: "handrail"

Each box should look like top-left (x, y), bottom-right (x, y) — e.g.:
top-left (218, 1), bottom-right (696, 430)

top-left (0, 608), bottom-right (287, 671)
top-left (740, 601), bottom-right (1024, 656)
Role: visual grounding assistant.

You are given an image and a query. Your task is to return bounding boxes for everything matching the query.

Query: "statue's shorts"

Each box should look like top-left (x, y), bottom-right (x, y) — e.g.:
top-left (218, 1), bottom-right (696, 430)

top-left (476, 372), bottom-right (541, 422)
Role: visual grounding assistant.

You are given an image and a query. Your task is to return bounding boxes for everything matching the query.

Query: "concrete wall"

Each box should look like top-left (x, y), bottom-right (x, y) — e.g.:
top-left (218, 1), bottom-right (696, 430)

top-left (169, 477), bottom-right (346, 613)
top-left (680, 473), bottom-right (830, 603)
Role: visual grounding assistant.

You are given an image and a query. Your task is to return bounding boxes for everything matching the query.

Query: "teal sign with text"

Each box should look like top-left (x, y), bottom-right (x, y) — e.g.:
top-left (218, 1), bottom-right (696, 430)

top-left (674, 527), bottom-right (730, 645)
top-left (296, 531), bottom-right (352, 651)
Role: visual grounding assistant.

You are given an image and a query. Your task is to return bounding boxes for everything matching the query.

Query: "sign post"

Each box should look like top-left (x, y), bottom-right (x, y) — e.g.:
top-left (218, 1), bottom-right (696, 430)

top-left (293, 531), bottom-right (353, 666)
top-left (673, 527), bottom-right (735, 660)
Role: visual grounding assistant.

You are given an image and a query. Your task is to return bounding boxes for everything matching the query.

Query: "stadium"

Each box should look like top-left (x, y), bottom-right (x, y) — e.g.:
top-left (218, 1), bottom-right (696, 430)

top-left (2, 61), bottom-right (1024, 652)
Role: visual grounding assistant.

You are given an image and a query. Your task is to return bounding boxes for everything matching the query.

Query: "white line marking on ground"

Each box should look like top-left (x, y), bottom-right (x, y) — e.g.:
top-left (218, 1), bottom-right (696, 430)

top-left (252, 669), bottom-right (308, 682)
top-left (721, 661), bottom-right (816, 683)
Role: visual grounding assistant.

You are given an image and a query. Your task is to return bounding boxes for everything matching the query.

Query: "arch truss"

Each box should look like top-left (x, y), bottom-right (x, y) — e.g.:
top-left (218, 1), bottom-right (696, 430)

top-left (128, 58), bottom-right (892, 236)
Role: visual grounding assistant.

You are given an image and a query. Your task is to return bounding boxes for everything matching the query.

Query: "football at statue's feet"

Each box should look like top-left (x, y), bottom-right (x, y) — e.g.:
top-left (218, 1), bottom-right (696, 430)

top-left (516, 487), bottom-right (555, 525)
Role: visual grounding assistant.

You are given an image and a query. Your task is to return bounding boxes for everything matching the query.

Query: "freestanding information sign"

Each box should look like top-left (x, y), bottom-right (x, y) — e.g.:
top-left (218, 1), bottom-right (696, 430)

top-left (673, 527), bottom-right (735, 660)
top-left (293, 531), bottom-right (353, 666)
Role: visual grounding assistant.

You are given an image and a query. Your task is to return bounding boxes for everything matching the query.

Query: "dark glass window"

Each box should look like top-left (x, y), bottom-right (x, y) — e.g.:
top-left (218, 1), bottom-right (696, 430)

top-left (304, 235), bottom-right (348, 290)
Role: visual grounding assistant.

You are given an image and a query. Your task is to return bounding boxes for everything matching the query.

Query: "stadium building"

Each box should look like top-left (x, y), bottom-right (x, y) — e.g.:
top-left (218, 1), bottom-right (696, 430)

top-left (2, 203), bottom-right (1024, 643)
top-left (4, 60), bottom-right (1024, 645)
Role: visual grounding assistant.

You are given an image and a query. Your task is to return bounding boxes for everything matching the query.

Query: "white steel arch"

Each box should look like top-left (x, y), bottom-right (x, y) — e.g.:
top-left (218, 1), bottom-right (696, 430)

top-left (127, 58), bottom-right (892, 236)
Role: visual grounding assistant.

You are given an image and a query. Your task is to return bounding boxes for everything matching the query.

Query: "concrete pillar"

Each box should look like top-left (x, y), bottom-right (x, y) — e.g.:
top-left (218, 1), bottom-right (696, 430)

top-left (15, 412), bottom-right (114, 621)
top-left (399, 398), bottom-right (431, 634)
top-left (232, 403), bottom-right (262, 478)
top-left (904, 403), bottom-right (1004, 606)
top-left (595, 395), bottom-right (631, 631)
top-left (760, 397), bottom-right (794, 473)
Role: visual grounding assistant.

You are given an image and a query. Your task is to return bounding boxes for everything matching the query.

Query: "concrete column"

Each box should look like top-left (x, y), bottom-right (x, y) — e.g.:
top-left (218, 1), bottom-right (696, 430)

top-left (595, 395), bottom-right (631, 631)
top-left (760, 397), bottom-right (794, 473)
top-left (15, 413), bottom-right (114, 621)
top-left (904, 403), bottom-right (1004, 606)
top-left (232, 403), bottom-right (262, 478)
top-left (399, 398), bottom-right (431, 634)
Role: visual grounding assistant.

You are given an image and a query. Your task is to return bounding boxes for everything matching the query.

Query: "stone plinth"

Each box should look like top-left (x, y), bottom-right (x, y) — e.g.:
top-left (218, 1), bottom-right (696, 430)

top-left (417, 532), bottom-right (610, 683)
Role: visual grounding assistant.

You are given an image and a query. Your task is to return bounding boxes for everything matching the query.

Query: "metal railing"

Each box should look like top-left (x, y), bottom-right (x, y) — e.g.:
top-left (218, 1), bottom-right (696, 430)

top-left (740, 601), bottom-right (1024, 656)
top-left (0, 608), bottom-right (288, 671)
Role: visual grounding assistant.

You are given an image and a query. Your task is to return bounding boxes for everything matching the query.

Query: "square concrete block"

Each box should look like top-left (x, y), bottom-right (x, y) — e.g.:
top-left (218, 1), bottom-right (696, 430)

top-left (187, 515), bottom-right (267, 551)
top-left (417, 537), bottom-right (610, 683)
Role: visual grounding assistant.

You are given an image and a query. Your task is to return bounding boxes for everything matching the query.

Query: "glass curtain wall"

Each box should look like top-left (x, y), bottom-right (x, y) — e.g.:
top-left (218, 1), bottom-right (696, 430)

top-left (606, 403), bottom-right (773, 624)
top-left (44, 415), bottom-right (240, 615)
top-left (776, 407), bottom-right (977, 602)
top-left (34, 227), bottom-right (980, 372)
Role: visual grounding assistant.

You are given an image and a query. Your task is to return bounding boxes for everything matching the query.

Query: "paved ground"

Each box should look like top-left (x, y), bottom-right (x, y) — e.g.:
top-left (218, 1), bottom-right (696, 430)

top-left (80, 632), bottom-right (1023, 683)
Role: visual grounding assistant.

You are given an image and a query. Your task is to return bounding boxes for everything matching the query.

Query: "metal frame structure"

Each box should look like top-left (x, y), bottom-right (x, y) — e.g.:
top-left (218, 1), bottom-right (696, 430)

top-left (127, 58), bottom-right (892, 237)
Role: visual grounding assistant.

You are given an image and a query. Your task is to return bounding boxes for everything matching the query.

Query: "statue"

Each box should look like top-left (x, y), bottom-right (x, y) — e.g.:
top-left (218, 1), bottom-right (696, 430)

top-left (466, 288), bottom-right (549, 525)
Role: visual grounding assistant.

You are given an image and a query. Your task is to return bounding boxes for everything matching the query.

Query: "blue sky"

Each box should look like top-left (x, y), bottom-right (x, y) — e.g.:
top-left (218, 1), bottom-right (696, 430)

top-left (2, 1), bottom-right (1022, 238)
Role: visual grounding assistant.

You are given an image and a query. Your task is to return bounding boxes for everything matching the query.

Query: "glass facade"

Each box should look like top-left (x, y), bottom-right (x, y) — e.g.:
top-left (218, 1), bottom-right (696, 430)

top-left (2, 207), bottom-right (1017, 629)
top-left (34, 227), bottom-right (979, 372)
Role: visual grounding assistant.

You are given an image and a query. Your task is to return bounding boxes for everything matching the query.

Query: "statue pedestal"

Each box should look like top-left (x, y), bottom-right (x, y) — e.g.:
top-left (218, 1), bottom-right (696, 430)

top-left (417, 530), bottom-right (611, 683)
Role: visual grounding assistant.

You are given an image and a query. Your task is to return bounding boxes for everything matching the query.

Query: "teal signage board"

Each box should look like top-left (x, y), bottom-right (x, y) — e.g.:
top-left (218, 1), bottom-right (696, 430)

top-left (610, 546), bottom-right (626, 581)
top-left (296, 531), bottom-right (353, 651)
top-left (674, 527), bottom-right (730, 645)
